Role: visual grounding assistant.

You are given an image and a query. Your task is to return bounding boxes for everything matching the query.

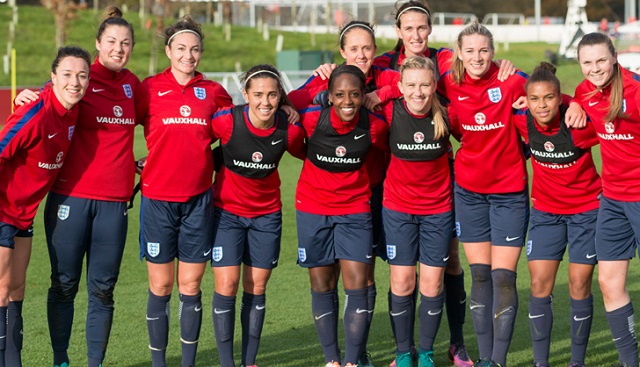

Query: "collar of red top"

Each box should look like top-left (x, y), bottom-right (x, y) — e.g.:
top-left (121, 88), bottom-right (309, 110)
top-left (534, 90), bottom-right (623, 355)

top-left (463, 62), bottom-right (499, 85)
top-left (48, 84), bottom-right (76, 116)
top-left (92, 57), bottom-right (126, 81)
top-left (330, 106), bottom-right (360, 130)
top-left (161, 66), bottom-right (204, 88)
top-left (533, 108), bottom-right (561, 133)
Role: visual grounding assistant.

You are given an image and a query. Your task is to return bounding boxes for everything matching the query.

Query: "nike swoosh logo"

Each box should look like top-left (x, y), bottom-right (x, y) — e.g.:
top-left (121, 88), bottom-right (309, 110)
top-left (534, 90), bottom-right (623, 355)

top-left (158, 90), bottom-right (172, 96)
top-left (356, 308), bottom-right (373, 314)
top-left (204, 249), bottom-right (212, 257)
top-left (469, 304), bottom-right (485, 310)
top-left (271, 139), bottom-right (283, 145)
top-left (443, 256), bottom-right (450, 261)
top-left (314, 311), bottom-right (332, 320)
top-left (256, 305), bottom-right (266, 310)
top-left (93, 88), bottom-right (105, 93)
top-left (145, 316), bottom-right (160, 321)
top-left (390, 310), bottom-right (407, 317)
top-left (458, 96), bottom-right (469, 101)
top-left (365, 254), bottom-right (372, 259)
top-left (427, 309), bottom-right (442, 316)
top-left (272, 260), bottom-right (278, 265)
top-left (528, 313), bottom-right (545, 319)
top-left (459, 297), bottom-right (467, 305)
top-left (124, 210), bottom-right (128, 216)
top-left (506, 236), bottom-right (520, 242)
top-left (494, 306), bottom-right (514, 319)
top-left (588, 101), bottom-right (599, 106)
top-left (613, 337), bottom-right (622, 342)
top-left (574, 315), bottom-right (591, 321)
top-left (48, 133), bottom-right (58, 139)
top-left (214, 308), bottom-right (231, 314)
top-left (194, 305), bottom-right (202, 312)
top-left (586, 253), bottom-right (596, 259)
top-left (354, 134), bottom-right (366, 140)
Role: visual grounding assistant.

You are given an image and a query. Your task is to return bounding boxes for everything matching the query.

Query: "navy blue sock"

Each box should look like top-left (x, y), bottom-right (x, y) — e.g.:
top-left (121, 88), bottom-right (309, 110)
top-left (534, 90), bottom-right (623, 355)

top-left (343, 288), bottom-right (368, 365)
top-left (179, 292), bottom-right (202, 367)
top-left (469, 264), bottom-right (493, 360)
top-left (361, 283), bottom-right (376, 354)
top-left (311, 289), bottom-right (340, 364)
top-left (419, 292), bottom-right (444, 352)
top-left (570, 294), bottom-right (593, 365)
top-left (529, 294), bottom-right (553, 365)
top-left (88, 356), bottom-right (102, 367)
top-left (212, 292), bottom-right (236, 367)
top-left (0, 306), bottom-right (6, 367)
top-left (147, 290), bottom-right (171, 367)
top-left (606, 302), bottom-right (638, 367)
top-left (491, 269), bottom-right (518, 367)
top-left (241, 292), bottom-right (266, 366)
top-left (48, 288), bottom-right (73, 366)
top-left (6, 301), bottom-right (22, 367)
top-left (390, 292), bottom-right (414, 353)
top-left (444, 272), bottom-right (466, 345)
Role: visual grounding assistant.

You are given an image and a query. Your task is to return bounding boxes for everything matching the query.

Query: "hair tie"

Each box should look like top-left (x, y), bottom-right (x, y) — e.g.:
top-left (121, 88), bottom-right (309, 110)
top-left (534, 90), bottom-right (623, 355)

top-left (396, 6), bottom-right (430, 21)
top-left (245, 70), bottom-right (280, 86)
top-left (339, 23), bottom-right (374, 43)
top-left (167, 29), bottom-right (201, 46)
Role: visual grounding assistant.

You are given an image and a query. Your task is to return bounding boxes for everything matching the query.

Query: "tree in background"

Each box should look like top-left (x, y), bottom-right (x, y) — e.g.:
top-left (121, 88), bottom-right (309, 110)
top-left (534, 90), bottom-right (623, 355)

top-left (40, 0), bottom-right (77, 47)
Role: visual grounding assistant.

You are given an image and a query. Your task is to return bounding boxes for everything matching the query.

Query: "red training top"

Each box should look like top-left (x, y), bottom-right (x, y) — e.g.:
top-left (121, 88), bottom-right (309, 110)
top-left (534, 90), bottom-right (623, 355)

top-left (211, 105), bottom-right (305, 217)
top-left (295, 106), bottom-right (389, 215)
top-left (514, 106), bottom-right (601, 214)
top-left (442, 64), bottom-right (528, 194)
top-left (135, 68), bottom-right (233, 202)
top-left (0, 85), bottom-right (79, 229)
top-left (52, 60), bottom-right (140, 202)
top-left (574, 67), bottom-right (640, 201)
top-left (380, 99), bottom-right (453, 215)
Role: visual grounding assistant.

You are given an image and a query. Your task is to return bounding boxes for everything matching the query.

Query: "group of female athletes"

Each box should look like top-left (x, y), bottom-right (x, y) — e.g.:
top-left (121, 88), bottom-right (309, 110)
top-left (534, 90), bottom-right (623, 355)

top-left (1, 0), bottom-right (640, 366)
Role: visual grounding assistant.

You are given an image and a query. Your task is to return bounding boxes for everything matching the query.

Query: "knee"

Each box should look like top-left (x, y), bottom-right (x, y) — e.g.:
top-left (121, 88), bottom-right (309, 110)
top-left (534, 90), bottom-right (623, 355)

top-left (88, 283), bottom-right (115, 307)
top-left (569, 277), bottom-right (592, 299)
top-left (242, 279), bottom-right (266, 295)
top-left (470, 264), bottom-right (491, 284)
top-left (529, 276), bottom-right (552, 298)
top-left (49, 279), bottom-right (80, 302)
top-left (215, 276), bottom-right (239, 297)
top-left (598, 272), bottom-right (623, 298)
top-left (310, 276), bottom-right (335, 293)
top-left (419, 277), bottom-right (443, 297)
top-left (390, 274), bottom-right (415, 296)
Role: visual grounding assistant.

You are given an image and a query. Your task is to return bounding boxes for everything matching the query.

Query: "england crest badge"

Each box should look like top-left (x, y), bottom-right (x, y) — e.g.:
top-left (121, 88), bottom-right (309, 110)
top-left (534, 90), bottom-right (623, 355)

top-left (194, 87), bottom-right (206, 100)
top-left (68, 126), bottom-right (75, 140)
top-left (123, 84), bottom-right (133, 99)
top-left (57, 205), bottom-right (70, 220)
top-left (488, 87), bottom-right (502, 103)
top-left (298, 248), bottom-right (307, 262)
top-left (213, 246), bottom-right (223, 262)
top-left (147, 242), bottom-right (160, 257)
top-left (387, 245), bottom-right (397, 260)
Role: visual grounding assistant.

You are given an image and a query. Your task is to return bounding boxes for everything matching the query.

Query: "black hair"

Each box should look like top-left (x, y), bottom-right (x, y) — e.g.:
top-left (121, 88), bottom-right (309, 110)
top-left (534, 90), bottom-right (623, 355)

top-left (526, 62), bottom-right (560, 95)
top-left (328, 64), bottom-right (366, 92)
top-left (51, 46), bottom-right (91, 73)
top-left (96, 6), bottom-right (135, 45)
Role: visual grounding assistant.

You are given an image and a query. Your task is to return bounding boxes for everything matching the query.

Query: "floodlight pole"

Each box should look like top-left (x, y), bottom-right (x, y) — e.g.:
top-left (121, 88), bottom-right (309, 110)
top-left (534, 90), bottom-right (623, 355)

top-left (535, 0), bottom-right (541, 41)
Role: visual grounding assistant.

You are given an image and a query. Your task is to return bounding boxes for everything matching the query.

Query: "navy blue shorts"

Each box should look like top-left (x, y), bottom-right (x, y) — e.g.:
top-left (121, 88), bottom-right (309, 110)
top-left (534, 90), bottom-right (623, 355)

top-left (211, 208), bottom-right (281, 269)
top-left (0, 223), bottom-right (33, 248)
top-left (296, 211), bottom-right (373, 268)
top-left (139, 188), bottom-right (214, 264)
top-left (370, 182), bottom-right (387, 260)
top-left (526, 207), bottom-right (597, 264)
top-left (454, 183), bottom-right (529, 247)
top-left (596, 196), bottom-right (640, 261)
top-left (383, 207), bottom-right (454, 266)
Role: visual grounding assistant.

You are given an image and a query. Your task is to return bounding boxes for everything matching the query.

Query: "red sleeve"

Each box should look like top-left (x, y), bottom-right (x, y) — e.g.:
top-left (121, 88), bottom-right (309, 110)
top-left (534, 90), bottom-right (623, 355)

top-left (572, 122), bottom-right (599, 149)
top-left (374, 69), bottom-right (402, 103)
top-left (513, 111), bottom-right (528, 142)
top-left (210, 107), bottom-right (234, 143)
top-left (369, 112), bottom-right (389, 149)
top-left (436, 48), bottom-right (455, 75)
top-left (447, 105), bottom-right (462, 142)
top-left (288, 75), bottom-right (328, 110)
top-left (212, 83), bottom-right (233, 109)
top-left (0, 101), bottom-right (42, 164)
top-left (287, 123), bottom-right (306, 160)
top-left (135, 78), bottom-right (151, 126)
top-left (373, 52), bottom-right (393, 69)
